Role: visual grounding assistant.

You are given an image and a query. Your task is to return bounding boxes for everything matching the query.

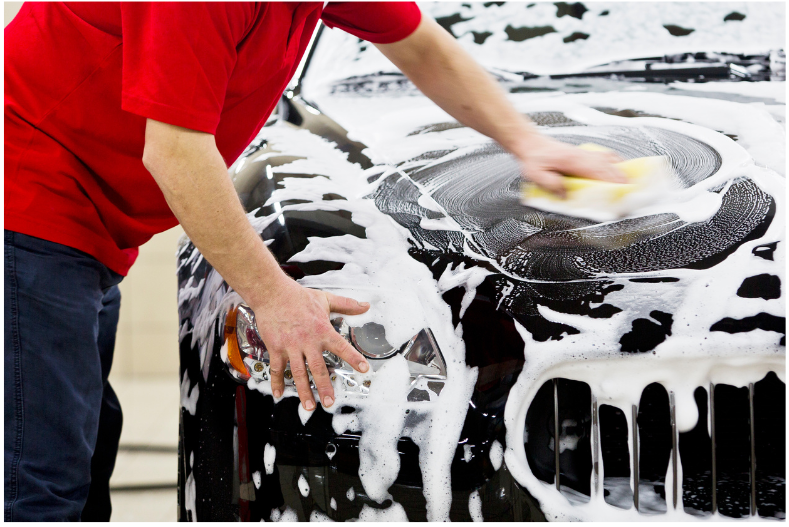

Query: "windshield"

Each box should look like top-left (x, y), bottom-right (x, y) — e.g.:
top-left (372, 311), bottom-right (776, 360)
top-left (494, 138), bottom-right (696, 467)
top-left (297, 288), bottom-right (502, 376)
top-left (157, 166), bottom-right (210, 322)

top-left (303, 2), bottom-right (785, 90)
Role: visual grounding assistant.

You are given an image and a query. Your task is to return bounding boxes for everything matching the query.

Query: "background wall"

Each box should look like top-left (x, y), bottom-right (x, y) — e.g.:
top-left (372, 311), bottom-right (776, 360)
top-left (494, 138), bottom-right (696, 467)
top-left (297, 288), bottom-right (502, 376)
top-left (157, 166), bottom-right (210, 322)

top-left (113, 226), bottom-right (184, 378)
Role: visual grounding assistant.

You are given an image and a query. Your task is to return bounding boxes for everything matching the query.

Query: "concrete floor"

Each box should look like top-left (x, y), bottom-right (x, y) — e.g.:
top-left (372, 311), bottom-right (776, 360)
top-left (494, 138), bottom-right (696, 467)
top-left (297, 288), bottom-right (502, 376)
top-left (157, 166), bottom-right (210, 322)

top-left (109, 375), bottom-right (180, 522)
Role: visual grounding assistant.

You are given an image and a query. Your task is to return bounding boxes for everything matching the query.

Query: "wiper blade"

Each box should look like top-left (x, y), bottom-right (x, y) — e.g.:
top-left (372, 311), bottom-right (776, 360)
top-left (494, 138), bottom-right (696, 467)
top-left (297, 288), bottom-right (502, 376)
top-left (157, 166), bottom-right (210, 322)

top-left (550, 63), bottom-right (733, 82)
top-left (510, 50), bottom-right (785, 83)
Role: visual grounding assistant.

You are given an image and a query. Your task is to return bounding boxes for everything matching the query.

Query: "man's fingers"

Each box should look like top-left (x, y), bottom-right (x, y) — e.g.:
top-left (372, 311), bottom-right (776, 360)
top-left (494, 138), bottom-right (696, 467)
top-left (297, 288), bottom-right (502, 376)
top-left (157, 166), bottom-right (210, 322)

top-left (325, 291), bottom-right (370, 316)
top-left (306, 351), bottom-right (335, 408)
top-left (601, 151), bottom-right (625, 165)
top-left (326, 331), bottom-right (369, 373)
top-left (289, 357), bottom-right (316, 411)
top-left (525, 169), bottom-right (566, 199)
top-left (560, 151), bottom-right (626, 184)
top-left (269, 353), bottom-right (287, 399)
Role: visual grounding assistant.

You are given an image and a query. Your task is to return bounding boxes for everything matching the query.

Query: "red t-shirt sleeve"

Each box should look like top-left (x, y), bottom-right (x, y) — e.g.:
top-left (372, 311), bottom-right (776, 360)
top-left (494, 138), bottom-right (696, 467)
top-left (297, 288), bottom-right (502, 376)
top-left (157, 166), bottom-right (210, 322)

top-left (120, 2), bottom-right (254, 134)
top-left (321, 2), bottom-right (422, 44)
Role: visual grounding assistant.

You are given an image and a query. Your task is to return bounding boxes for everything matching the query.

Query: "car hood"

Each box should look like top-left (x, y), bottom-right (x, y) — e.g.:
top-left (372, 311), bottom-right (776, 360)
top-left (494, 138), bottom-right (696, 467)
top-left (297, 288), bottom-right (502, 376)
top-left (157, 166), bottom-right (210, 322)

top-left (176, 76), bottom-right (787, 520)
top-left (273, 80), bottom-right (785, 351)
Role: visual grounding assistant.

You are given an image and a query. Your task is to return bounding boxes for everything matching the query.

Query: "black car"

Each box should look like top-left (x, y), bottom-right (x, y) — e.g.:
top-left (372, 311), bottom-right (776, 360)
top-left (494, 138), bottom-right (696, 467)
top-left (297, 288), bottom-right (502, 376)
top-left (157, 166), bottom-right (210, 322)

top-left (176, 2), bottom-right (785, 521)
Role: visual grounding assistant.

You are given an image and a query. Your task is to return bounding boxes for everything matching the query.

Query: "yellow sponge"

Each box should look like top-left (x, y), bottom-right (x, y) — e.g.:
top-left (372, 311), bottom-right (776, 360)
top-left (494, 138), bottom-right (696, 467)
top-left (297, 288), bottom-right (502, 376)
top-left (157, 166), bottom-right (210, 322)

top-left (520, 143), bottom-right (675, 222)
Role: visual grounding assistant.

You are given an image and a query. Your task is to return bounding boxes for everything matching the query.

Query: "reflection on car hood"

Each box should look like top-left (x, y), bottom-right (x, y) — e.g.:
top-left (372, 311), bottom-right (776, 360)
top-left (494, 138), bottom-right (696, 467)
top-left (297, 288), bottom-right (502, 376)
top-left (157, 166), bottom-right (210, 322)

top-left (238, 83), bottom-right (783, 519)
top-left (176, 66), bottom-right (785, 519)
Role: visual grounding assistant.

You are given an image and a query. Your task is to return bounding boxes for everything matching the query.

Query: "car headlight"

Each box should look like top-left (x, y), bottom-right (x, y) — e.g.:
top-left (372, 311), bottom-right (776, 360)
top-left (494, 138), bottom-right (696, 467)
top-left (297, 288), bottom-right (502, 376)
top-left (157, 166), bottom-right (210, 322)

top-left (223, 304), bottom-right (447, 399)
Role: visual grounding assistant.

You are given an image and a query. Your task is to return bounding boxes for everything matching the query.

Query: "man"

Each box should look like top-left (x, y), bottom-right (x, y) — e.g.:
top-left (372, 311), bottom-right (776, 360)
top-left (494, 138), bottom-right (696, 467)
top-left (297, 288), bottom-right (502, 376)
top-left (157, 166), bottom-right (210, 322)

top-left (4, 2), bottom-right (624, 520)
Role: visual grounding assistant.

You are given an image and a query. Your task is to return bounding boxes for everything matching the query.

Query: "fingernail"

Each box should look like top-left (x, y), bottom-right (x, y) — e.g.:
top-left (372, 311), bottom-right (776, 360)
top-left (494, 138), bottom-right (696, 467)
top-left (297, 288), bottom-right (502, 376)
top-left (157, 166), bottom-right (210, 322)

top-left (358, 361), bottom-right (369, 373)
top-left (273, 389), bottom-right (282, 398)
top-left (358, 301), bottom-right (370, 307)
top-left (304, 400), bottom-right (315, 411)
top-left (323, 395), bottom-right (334, 407)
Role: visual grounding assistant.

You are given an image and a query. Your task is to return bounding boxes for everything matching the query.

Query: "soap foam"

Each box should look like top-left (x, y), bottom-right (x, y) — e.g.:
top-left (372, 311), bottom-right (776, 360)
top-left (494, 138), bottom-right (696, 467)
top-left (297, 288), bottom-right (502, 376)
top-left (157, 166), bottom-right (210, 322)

top-left (180, 370), bottom-right (199, 416)
top-left (355, 502), bottom-right (409, 522)
top-left (271, 507), bottom-right (298, 522)
top-left (298, 474), bottom-right (310, 498)
top-left (469, 489), bottom-right (484, 522)
top-left (177, 62), bottom-right (783, 520)
top-left (305, 3), bottom-right (784, 88)
top-left (264, 443), bottom-right (276, 475)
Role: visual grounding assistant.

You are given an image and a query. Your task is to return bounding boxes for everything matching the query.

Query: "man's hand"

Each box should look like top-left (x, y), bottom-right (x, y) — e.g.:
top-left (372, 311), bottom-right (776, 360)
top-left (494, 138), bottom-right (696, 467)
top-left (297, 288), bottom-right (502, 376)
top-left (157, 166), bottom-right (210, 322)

top-left (251, 278), bottom-right (370, 410)
top-left (375, 16), bottom-right (625, 196)
top-left (143, 119), bottom-right (369, 409)
top-left (513, 135), bottom-right (625, 198)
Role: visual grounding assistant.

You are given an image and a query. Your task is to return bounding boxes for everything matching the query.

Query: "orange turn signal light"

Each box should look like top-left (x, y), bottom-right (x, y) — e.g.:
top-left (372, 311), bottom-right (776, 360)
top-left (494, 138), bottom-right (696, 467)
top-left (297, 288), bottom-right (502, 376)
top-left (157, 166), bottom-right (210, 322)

top-left (224, 306), bottom-right (250, 380)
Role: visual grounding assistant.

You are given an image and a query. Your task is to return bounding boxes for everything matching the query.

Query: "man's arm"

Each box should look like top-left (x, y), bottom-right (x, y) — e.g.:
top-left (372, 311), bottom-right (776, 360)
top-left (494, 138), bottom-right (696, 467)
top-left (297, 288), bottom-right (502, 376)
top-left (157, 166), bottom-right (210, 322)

top-left (375, 16), bottom-right (625, 196)
top-left (142, 119), bottom-right (370, 410)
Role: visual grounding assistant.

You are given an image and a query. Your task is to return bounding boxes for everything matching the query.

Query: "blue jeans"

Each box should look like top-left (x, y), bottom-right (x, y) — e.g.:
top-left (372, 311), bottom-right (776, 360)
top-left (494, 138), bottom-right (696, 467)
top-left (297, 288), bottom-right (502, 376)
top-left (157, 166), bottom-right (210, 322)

top-left (4, 231), bottom-right (124, 521)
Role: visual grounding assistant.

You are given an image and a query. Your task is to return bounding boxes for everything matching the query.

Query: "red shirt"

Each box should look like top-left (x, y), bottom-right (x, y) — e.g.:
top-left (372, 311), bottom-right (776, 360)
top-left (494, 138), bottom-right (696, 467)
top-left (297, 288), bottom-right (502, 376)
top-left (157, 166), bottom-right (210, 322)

top-left (5, 2), bottom-right (421, 275)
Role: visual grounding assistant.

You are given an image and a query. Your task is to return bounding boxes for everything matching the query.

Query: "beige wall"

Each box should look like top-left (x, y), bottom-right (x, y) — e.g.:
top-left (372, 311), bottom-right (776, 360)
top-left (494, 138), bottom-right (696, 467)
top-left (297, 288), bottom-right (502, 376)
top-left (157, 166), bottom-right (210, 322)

top-left (6, 2), bottom-right (182, 378)
top-left (113, 227), bottom-right (184, 378)
top-left (4, 2), bottom-right (22, 26)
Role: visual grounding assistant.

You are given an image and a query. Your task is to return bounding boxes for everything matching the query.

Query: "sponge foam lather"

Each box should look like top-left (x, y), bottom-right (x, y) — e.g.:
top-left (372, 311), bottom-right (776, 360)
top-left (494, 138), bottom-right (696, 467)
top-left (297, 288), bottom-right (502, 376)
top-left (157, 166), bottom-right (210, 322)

top-left (520, 143), bottom-right (678, 222)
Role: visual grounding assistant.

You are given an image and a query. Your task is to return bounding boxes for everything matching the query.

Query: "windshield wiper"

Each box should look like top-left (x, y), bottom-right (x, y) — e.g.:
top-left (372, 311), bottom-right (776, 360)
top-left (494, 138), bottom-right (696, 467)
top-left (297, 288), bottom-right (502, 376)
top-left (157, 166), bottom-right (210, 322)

top-left (510, 50), bottom-right (785, 83)
top-left (551, 50), bottom-right (784, 83)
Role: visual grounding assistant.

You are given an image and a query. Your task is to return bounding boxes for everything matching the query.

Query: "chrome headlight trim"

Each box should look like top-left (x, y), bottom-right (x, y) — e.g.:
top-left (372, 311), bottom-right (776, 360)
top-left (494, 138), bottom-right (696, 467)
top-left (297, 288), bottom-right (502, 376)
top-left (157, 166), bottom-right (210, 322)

top-left (223, 304), bottom-right (448, 399)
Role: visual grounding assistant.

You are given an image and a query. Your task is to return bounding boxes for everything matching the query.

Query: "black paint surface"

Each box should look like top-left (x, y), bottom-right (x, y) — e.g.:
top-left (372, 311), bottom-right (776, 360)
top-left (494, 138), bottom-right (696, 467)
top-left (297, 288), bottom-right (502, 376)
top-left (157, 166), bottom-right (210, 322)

top-left (752, 242), bottom-right (778, 261)
top-left (619, 311), bottom-right (673, 353)
top-left (664, 24), bottom-right (695, 36)
top-left (736, 274), bottom-right (781, 300)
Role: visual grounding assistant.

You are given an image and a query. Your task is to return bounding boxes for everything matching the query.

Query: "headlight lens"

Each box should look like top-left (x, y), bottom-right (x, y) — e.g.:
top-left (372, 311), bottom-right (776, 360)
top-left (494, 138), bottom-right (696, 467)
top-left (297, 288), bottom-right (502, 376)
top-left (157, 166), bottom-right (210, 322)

top-left (222, 304), bottom-right (447, 399)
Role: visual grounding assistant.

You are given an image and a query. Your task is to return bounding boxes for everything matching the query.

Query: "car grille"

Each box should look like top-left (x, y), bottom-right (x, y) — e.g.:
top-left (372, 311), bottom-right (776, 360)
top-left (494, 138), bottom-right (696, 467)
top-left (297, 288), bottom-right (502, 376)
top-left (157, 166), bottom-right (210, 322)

top-left (524, 372), bottom-right (785, 519)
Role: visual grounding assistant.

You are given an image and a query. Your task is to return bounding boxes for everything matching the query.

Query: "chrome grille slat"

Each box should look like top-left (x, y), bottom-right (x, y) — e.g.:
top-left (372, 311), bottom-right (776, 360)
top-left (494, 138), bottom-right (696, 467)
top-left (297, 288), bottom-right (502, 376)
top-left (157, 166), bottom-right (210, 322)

top-left (749, 382), bottom-right (757, 517)
top-left (753, 372), bottom-right (785, 519)
top-left (710, 383), bottom-right (717, 514)
top-left (554, 379), bottom-right (560, 492)
top-left (670, 391), bottom-right (678, 510)
top-left (632, 404), bottom-right (640, 512)
top-left (523, 373), bottom-right (785, 519)
top-left (714, 384), bottom-right (752, 518)
top-left (592, 395), bottom-right (599, 496)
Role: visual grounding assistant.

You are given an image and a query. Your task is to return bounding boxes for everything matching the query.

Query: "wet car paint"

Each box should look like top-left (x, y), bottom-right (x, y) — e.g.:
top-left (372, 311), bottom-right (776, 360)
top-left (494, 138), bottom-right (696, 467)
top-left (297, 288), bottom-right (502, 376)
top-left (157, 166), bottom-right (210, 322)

top-left (176, 3), bottom-right (785, 522)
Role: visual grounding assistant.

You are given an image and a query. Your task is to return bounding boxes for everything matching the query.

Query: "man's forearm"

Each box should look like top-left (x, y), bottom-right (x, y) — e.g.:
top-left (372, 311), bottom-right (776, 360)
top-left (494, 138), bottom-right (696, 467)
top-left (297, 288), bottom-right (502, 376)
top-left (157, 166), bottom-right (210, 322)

top-left (375, 17), bottom-right (538, 158)
top-left (142, 119), bottom-right (288, 310)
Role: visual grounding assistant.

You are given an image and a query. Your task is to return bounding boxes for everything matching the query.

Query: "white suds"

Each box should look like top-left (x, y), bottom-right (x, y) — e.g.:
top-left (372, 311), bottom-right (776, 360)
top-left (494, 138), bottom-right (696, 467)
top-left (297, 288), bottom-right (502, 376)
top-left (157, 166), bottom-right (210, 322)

top-left (346, 487), bottom-right (355, 501)
top-left (438, 263), bottom-right (494, 319)
top-left (298, 474), bottom-right (310, 498)
top-left (178, 276), bottom-right (206, 307)
top-left (298, 404), bottom-right (315, 426)
top-left (489, 440), bottom-right (504, 471)
top-left (264, 443), bottom-right (276, 475)
top-left (180, 370), bottom-right (199, 416)
top-left (469, 490), bottom-right (484, 522)
top-left (463, 443), bottom-right (473, 463)
top-left (252, 471), bottom-right (261, 489)
top-left (233, 123), bottom-right (480, 520)
top-left (330, 498), bottom-right (337, 511)
top-left (306, 3), bottom-right (784, 84)
top-left (420, 215), bottom-right (463, 232)
top-left (302, 40), bottom-right (783, 520)
top-left (270, 507), bottom-right (298, 522)
top-left (356, 502), bottom-right (409, 522)
top-left (176, 13), bottom-right (785, 516)
top-left (185, 451), bottom-right (197, 522)
top-left (355, 355), bottom-right (411, 503)
top-left (417, 192), bottom-right (445, 212)
top-left (309, 510), bottom-right (334, 522)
